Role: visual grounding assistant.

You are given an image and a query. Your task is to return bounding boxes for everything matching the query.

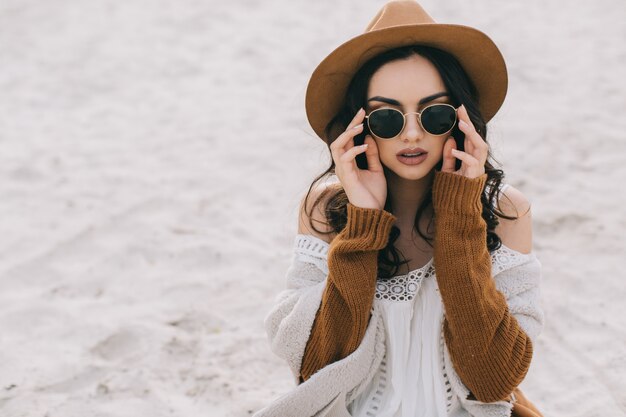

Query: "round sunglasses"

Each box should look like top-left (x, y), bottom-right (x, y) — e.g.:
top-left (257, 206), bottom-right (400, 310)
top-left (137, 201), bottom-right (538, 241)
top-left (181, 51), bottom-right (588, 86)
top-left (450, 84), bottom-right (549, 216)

top-left (364, 103), bottom-right (459, 139)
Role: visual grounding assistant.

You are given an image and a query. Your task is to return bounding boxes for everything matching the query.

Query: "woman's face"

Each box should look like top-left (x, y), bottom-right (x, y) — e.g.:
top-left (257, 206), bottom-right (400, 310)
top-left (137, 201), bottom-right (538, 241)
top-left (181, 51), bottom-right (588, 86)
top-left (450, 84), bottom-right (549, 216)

top-left (366, 54), bottom-right (453, 180)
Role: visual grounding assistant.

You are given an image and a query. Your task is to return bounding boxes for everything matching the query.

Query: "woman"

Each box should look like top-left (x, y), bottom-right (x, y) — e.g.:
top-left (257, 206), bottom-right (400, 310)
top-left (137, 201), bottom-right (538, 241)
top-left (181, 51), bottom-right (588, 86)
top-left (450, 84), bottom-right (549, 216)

top-left (254, 1), bottom-right (545, 416)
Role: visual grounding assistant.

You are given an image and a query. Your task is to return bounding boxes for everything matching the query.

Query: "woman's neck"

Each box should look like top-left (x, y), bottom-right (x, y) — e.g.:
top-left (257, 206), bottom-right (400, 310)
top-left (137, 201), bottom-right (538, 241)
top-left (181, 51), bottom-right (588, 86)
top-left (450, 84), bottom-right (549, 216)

top-left (386, 168), bottom-right (435, 232)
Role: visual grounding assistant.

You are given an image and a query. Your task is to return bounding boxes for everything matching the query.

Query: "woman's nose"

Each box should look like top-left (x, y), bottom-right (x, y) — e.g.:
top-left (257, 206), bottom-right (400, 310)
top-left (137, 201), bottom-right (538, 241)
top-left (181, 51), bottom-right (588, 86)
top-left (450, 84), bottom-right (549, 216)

top-left (402, 112), bottom-right (424, 141)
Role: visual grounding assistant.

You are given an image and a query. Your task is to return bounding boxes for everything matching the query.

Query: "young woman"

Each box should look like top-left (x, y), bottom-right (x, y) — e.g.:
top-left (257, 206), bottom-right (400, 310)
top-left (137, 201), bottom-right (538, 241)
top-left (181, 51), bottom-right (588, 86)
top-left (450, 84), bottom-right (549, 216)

top-left (254, 1), bottom-right (545, 416)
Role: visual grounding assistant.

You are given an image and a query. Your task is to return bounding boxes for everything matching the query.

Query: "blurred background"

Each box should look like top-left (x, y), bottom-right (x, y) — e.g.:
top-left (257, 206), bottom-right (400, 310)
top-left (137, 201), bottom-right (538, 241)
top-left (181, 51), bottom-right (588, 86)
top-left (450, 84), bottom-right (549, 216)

top-left (0, 0), bottom-right (624, 416)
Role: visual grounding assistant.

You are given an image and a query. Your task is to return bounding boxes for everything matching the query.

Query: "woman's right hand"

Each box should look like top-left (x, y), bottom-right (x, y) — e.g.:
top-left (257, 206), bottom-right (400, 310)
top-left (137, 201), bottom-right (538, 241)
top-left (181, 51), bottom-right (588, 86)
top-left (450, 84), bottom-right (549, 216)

top-left (330, 108), bottom-right (387, 210)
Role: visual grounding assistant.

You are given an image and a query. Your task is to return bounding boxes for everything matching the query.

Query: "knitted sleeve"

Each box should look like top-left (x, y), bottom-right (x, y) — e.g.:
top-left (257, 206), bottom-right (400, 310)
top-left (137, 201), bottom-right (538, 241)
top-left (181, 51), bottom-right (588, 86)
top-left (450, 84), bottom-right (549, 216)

top-left (432, 170), bottom-right (534, 403)
top-left (299, 203), bottom-right (397, 383)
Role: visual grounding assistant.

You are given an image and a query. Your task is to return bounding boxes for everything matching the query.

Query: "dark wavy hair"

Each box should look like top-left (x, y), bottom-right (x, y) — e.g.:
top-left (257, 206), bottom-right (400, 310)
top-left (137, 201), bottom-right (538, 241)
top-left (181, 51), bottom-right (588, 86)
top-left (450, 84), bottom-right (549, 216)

top-left (303, 44), bottom-right (520, 279)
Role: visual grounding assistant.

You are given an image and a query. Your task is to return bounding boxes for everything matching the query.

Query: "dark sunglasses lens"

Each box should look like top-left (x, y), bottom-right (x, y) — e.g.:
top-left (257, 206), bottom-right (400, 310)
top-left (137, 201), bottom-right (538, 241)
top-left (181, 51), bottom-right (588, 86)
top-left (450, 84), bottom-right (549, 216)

top-left (368, 109), bottom-right (404, 139)
top-left (421, 105), bottom-right (456, 135)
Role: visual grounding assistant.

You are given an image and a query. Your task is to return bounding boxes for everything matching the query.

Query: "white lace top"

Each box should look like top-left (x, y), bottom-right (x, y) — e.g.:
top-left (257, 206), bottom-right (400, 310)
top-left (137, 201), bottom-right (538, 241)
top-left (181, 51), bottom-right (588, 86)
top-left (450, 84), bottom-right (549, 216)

top-left (348, 253), bottom-right (448, 417)
top-left (294, 183), bottom-right (533, 417)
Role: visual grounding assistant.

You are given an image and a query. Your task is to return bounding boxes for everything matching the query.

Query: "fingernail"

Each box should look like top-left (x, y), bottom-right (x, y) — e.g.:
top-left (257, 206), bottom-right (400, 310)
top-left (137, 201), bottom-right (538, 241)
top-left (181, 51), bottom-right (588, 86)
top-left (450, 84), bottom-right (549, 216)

top-left (459, 120), bottom-right (468, 129)
top-left (353, 123), bottom-right (363, 129)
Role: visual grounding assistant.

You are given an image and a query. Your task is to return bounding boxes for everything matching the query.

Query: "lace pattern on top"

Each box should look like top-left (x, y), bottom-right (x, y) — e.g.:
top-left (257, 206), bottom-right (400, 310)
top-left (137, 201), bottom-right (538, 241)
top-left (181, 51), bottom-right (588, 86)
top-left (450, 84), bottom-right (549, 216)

top-left (374, 259), bottom-right (434, 301)
top-left (293, 234), bottom-right (330, 275)
top-left (491, 243), bottom-right (534, 274)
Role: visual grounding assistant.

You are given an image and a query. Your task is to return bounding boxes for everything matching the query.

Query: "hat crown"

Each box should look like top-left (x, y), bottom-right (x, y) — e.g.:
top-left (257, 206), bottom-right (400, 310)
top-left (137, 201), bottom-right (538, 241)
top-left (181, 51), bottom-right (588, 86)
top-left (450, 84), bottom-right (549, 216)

top-left (365, 0), bottom-right (435, 32)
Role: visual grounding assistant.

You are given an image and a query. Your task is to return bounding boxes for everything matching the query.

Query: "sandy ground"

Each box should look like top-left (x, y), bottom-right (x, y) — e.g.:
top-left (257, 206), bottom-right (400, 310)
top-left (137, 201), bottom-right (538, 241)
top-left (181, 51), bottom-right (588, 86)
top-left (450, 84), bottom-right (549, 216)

top-left (0, 0), bottom-right (625, 416)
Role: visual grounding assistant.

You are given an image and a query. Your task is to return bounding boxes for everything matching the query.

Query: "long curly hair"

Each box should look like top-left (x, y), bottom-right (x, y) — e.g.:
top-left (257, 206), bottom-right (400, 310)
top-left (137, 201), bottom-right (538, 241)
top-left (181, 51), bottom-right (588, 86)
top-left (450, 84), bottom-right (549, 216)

top-left (303, 44), bottom-right (520, 279)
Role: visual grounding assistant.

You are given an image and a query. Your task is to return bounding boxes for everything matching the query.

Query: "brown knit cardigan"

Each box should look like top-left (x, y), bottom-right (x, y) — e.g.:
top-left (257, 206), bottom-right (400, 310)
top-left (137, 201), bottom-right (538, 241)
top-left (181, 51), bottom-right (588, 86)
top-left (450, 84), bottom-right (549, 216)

top-left (299, 170), bottom-right (533, 404)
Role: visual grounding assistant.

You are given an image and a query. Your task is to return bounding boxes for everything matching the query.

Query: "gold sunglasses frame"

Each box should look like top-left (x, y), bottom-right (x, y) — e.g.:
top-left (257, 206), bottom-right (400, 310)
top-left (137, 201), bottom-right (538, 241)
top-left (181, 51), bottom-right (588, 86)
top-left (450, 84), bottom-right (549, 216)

top-left (364, 103), bottom-right (459, 139)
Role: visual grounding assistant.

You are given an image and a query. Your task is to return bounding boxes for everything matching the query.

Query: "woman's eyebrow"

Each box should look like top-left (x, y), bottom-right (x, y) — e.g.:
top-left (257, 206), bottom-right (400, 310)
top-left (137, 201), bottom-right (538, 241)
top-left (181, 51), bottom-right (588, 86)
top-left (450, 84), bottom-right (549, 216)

top-left (367, 92), bottom-right (449, 106)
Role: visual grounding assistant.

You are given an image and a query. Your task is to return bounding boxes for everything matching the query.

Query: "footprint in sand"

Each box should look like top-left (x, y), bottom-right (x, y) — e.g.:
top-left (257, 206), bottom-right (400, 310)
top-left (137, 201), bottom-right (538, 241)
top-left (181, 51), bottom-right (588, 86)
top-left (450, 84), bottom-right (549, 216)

top-left (89, 327), bottom-right (150, 362)
top-left (166, 310), bottom-right (226, 334)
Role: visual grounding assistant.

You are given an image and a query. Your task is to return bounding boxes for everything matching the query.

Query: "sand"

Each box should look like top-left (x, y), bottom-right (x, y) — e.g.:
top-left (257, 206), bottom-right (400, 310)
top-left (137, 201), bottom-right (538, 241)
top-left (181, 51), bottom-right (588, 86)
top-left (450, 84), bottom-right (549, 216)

top-left (0, 0), bottom-right (624, 416)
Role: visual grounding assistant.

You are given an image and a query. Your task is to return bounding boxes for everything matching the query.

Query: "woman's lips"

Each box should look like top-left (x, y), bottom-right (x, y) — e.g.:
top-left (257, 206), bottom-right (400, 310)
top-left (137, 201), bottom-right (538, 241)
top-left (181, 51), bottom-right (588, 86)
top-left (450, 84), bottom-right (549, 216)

top-left (396, 152), bottom-right (428, 165)
top-left (397, 147), bottom-right (427, 155)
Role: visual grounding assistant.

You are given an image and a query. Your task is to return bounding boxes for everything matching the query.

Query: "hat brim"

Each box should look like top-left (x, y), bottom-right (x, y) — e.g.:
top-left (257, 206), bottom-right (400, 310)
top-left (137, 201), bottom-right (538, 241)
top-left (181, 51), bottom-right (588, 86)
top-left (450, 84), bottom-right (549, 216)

top-left (305, 24), bottom-right (508, 142)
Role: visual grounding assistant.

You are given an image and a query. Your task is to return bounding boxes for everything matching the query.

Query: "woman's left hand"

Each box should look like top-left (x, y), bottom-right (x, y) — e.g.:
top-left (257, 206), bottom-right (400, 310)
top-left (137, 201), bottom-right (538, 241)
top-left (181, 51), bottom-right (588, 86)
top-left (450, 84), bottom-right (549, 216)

top-left (441, 104), bottom-right (487, 179)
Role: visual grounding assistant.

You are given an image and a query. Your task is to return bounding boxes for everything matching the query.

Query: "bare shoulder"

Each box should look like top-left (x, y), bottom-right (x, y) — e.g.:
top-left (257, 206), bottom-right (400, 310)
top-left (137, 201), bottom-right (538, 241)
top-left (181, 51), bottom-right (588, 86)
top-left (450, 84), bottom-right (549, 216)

top-left (297, 180), bottom-right (342, 244)
top-left (494, 184), bottom-right (533, 254)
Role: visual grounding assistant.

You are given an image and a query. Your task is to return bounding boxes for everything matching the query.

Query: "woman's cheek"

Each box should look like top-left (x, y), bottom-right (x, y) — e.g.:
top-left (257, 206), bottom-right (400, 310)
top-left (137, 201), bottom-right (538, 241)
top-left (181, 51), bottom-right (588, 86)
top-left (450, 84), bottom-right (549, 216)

top-left (434, 143), bottom-right (446, 162)
top-left (375, 140), bottom-right (393, 164)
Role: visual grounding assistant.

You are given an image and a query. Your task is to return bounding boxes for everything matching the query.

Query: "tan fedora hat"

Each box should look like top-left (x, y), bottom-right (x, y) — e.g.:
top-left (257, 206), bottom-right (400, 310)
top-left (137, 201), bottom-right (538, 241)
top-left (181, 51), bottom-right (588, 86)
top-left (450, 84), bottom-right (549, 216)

top-left (305, 0), bottom-right (508, 142)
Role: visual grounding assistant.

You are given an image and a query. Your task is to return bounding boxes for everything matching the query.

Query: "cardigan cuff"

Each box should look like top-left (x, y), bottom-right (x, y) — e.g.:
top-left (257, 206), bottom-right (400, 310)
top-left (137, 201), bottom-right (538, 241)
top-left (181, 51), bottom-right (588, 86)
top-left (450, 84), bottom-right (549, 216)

top-left (341, 203), bottom-right (397, 250)
top-left (432, 171), bottom-right (488, 214)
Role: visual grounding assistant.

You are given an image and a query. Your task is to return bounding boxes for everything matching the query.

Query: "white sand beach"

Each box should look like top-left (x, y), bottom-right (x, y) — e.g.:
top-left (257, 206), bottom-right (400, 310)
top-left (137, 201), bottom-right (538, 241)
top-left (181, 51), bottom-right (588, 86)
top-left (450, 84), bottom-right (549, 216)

top-left (0, 0), bottom-right (624, 416)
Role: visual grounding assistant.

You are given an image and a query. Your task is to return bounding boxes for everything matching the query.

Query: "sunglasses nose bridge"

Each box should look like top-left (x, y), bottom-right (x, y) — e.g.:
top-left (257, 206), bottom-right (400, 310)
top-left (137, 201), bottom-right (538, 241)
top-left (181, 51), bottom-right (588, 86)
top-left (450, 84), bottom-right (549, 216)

top-left (402, 111), bottom-right (425, 134)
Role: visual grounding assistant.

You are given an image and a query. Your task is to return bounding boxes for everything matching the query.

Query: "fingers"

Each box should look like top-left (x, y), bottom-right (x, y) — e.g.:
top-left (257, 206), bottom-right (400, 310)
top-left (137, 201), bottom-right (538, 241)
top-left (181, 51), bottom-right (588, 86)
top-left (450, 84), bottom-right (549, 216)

top-left (330, 108), bottom-right (366, 152)
top-left (330, 108), bottom-right (367, 169)
top-left (342, 123), bottom-right (361, 154)
top-left (363, 135), bottom-right (383, 171)
top-left (450, 143), bottom-right (484, 178)
top-left (450, 148), bottom-right (480, 167)
top-left (339, 141), bottom-right (368, 162)
top-left (440, 137), bottom-right (457, 173)
top-left (457, 104), bottom-right (488, 163)
top-left (440, 105), bottom-right (488, 178)
top-left (443, 135), bottom-right (482, 176)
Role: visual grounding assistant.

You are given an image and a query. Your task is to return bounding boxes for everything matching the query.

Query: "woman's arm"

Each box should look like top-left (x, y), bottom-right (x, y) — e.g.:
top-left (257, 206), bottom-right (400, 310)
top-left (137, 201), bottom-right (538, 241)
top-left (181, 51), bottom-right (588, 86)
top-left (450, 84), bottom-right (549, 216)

top-left (299, 203), bottom-right (396, 382)
top-left (432, 170), bottom-right (534, 403)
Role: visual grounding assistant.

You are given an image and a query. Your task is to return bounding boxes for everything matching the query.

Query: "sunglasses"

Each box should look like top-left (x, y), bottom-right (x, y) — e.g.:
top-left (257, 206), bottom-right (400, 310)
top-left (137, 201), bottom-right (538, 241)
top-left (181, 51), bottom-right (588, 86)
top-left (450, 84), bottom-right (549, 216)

top-left (364, 103), bottom-right (459, 139)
